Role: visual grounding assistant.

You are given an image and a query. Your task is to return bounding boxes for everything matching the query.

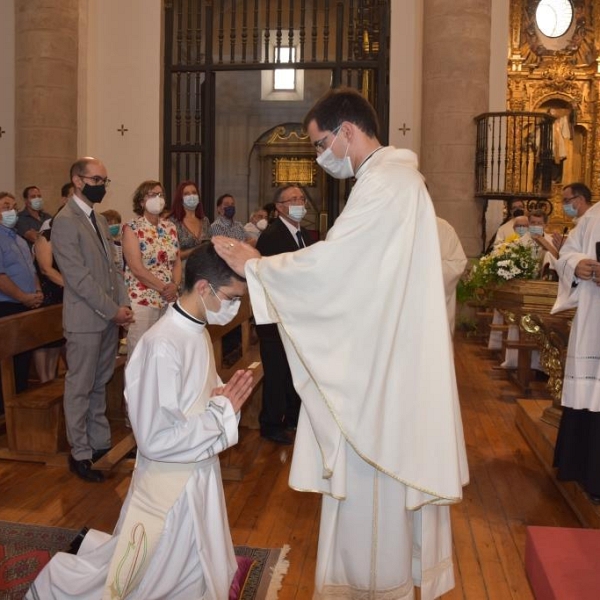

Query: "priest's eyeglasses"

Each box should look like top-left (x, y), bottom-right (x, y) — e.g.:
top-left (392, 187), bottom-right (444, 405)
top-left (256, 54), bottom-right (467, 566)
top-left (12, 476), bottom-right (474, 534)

top-left (209, 283), bottom-right (241, 303)
top-left (313, 125), bottom-right (342, 154)
top-left (80, 175), bottom-right (111, 188)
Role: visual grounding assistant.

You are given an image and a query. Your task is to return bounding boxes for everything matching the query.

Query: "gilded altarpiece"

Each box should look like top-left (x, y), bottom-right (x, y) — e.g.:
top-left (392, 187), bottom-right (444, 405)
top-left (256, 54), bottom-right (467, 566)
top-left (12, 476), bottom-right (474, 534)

top-left (508, 0), bottom-right (600, 223)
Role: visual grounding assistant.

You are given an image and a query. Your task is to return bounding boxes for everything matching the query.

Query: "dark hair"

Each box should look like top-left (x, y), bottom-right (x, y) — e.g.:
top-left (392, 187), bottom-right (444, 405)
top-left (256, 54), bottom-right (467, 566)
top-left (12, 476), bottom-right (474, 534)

top-left (0, 191), bottom-right (16, 201)
top-left (563, 182), bottom-right (592, 204)
top-left (303, 87), bottom-right (380, 139)
top-left (170, 180), bottom-right (205, 221)
top-left (216, 193), bottom-right (234, 208)
top-left (61, 182), bottom-right (73, 198)
top-left (22, 186), bottom-right (40, 200)
top-left (132, 180), bottom-right (163, 216)
top-left (273, 184), bottom-right (304, 204)
top-left (184, 242), bottom-right (245, 292)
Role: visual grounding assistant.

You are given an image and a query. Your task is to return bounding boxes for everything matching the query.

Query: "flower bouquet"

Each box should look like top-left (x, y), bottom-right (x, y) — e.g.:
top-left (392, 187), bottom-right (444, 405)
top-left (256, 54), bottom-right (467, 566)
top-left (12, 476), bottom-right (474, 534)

top-left (458, 235), bottom-right (540, 303)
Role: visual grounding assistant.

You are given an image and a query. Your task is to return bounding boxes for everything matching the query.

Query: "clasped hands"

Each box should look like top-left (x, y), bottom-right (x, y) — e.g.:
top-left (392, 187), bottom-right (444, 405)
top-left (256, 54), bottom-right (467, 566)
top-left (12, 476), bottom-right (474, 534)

top-left (211, 369), bottom-right (255, 413)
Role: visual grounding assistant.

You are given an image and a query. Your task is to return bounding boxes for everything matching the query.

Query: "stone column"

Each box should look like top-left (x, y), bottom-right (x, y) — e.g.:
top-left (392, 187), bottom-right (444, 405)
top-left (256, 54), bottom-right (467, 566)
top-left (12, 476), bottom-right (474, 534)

top-left (15, 0), bottom-right (79, 211)
top-left (421, 0), bottom-right (492, 257)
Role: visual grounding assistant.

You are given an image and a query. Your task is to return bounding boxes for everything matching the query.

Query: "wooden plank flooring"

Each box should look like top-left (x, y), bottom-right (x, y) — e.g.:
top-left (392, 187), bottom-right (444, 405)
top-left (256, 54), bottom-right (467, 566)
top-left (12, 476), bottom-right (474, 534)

top-left (0, 334), bottom-right (583, 598)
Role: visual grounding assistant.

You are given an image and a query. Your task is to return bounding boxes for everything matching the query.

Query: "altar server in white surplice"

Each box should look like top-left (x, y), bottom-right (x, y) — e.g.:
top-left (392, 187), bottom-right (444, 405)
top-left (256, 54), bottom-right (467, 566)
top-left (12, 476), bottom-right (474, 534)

top-left (551, 200), bottom-right (600, 503)
top-left (214, 88), bottom-right (469, 600)
top-left (26, 244), bottom-right (254, 600)
top-left (436, 217), bottom-right (468, 334)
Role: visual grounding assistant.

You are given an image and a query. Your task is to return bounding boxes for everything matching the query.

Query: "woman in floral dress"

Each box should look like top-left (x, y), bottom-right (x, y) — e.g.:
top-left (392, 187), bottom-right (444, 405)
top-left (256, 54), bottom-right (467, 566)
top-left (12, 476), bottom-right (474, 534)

top-left (122, 180), bottom-right (182, 361)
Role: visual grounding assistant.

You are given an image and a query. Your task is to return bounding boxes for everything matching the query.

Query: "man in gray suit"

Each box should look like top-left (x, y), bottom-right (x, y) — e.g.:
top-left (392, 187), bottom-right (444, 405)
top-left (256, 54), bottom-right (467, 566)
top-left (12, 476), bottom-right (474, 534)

top-left (53, 157), bottom-right (134, 482)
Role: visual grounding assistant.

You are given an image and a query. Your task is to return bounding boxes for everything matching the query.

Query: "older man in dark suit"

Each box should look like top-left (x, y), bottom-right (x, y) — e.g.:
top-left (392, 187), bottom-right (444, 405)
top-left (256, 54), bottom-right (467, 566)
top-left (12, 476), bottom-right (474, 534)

top-left (52, 157), bottom-right (133, 482)
top-left (256, 184), bottom-right (313, 444)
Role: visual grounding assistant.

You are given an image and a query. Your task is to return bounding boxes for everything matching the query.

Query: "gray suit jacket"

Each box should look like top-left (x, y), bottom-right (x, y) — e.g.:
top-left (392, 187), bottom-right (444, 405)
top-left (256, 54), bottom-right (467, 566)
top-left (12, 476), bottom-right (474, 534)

top-left (52, 197), bottom-right (128, 333)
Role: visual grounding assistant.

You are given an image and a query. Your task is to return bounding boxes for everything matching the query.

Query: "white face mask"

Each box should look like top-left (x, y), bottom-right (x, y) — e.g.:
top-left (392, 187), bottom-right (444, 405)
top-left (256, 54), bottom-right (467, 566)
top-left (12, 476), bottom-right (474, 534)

top-left (1, 209), bottom-right (18, 229)
top-left (31, 198), bottom-right (44, 211)
top-left (201, 284), bottom-right (241, 326)
top-left (145, 195), bottom-right (165, 215)
top-left (288, 205), bottom-right (307, 222)
top-left (256, 218), bottom-right (268, 231)
top-left (316, 132), bottom-right (354, 179)
top-left (183, 194), bottom-right (200, 210)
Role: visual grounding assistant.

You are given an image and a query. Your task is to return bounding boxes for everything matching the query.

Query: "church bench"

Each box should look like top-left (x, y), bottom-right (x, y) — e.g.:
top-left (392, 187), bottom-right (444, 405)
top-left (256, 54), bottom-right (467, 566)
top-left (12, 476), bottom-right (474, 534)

top-left (0, 304), bottom-right (127, 461)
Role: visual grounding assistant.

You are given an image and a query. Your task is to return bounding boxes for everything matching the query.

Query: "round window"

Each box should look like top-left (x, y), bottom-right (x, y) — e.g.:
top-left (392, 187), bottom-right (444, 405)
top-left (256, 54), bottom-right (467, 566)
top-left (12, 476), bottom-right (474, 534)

top-left (535, 0), bottom-right (573, 38)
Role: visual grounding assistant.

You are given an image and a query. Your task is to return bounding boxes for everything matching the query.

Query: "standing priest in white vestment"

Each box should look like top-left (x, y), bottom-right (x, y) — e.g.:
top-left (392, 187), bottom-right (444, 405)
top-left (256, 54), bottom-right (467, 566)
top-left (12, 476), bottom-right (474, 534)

top-left (214, 87), bottom-right (469, 600)
top-left (26, 244), bottom-right (254, 600)
top-left (551, 199), bottom-right (600, 504)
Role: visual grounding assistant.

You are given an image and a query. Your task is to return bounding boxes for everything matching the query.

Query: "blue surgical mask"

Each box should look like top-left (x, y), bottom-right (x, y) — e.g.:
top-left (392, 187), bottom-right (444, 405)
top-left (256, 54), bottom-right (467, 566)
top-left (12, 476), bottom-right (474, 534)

top-left (31, 198), bottom-right (44, 211)
top-left (1, 209), bottom-right (18, 229)
top-left (529, 225), bottom-right (544, 236)
top-left (108, 224), bottom-right (120, 237)
top-left (223, 206), bottom-right (236, 219)
top-left (514, 226), bottom-right (528, 237)
top-left (183, 194), bottom-right (200, 210)
top-left (563, 203), bottom-right (578, 219)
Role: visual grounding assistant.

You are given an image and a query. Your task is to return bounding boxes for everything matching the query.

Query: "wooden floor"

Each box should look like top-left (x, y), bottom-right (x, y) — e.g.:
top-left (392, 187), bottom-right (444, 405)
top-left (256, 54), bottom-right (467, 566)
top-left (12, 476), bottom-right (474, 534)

top-left (0, 334), bottom-right (584, 599)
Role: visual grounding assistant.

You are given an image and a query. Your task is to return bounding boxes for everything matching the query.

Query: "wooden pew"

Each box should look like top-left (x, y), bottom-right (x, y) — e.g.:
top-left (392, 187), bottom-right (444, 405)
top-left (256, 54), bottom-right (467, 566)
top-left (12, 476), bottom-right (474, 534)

top-left (0, 304), bottom-right (127, 463)
top-left (95, 296), bottom-right (264, 480)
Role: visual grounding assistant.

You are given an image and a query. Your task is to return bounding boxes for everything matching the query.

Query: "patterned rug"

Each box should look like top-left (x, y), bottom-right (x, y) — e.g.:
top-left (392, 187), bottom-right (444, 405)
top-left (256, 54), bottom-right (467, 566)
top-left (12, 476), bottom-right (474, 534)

top-left (0, 520), bottom-right (289, 600)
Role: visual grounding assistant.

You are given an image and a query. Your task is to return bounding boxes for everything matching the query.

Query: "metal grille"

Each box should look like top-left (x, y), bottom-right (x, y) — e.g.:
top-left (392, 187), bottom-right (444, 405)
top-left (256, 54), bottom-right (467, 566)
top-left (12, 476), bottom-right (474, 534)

top-left (475, 112), bottom-right (554, 201)
top-left (163, 0), bottom-right (390, 221)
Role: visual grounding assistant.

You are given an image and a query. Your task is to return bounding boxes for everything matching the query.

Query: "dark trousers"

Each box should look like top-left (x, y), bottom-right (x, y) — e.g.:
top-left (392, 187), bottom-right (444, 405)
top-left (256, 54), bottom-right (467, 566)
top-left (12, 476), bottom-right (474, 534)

top-left (257, 324), bottom-right (301, 436)
top-left (0, 302), bottom-right (32, 414)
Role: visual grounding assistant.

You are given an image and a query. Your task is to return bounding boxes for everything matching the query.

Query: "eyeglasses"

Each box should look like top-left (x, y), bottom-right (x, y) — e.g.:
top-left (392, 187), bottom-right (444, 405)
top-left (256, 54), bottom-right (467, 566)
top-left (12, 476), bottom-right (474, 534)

top-left (209, 283), bottom-right (240, 303)
top-left (313, 125), bottom-right (341, 153)
top-left (146, 192), bottom-right (165, 199)
top-left (562, 195), bottom-right (579, 204)
top-left (277, 195), bottom-right (306, 205)
top-left (79, 174), bottom-right (111, 188)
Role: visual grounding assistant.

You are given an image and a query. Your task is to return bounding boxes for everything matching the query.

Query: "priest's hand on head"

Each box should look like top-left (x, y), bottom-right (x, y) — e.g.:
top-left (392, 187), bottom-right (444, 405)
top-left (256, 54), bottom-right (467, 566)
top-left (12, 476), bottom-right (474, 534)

top-left (212, 236), bottom-right (260, 277)
top-left (212, 369), bottom-right (255, 413)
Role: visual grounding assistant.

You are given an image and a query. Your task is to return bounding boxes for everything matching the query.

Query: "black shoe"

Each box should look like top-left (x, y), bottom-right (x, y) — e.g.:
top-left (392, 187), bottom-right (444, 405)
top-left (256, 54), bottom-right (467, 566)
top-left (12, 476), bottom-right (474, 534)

top-left (261, 431), bottom-right (293, 445)
top-left (66, 527), bottom-right (89, 554)
top-left (69, 455), bottom-right (105, 483)
top-left (588, 493), bottom-right (600, 505)
top-left (91, 447), bottom-right (111, 463)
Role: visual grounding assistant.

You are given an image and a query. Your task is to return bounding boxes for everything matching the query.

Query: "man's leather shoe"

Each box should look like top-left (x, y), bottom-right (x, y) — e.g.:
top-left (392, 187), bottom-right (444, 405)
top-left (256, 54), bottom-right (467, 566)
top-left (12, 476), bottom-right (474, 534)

top-left (261, 431), bottom-right (293, 445)
top-left (66, 527), bottom-right (89, 554)
top-left (91, 447), bottom-right (110, 463)
top-left (588, 493), bottom-right (600, 505)
top-left (69, 455), bottom-right (105, 483)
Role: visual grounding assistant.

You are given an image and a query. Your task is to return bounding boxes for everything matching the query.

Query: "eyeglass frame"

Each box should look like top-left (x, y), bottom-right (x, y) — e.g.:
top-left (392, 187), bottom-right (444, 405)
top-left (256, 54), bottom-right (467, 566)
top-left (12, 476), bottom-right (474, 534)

top-left (276, 195), bottom-right (307, 205)
top-left (145, 191), bottom-right (165, 199)
top-left (313, 124), bottom-right (342, 154)
top-left (209, 283), bottom-right (241, 303)
top-left (78, 174), bottom-right (111, 188)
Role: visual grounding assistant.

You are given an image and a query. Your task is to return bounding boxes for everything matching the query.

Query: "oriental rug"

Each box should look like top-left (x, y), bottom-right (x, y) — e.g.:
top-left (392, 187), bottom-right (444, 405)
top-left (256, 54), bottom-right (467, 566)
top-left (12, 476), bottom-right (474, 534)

top-left (0, 520), bottom-right (289, 600)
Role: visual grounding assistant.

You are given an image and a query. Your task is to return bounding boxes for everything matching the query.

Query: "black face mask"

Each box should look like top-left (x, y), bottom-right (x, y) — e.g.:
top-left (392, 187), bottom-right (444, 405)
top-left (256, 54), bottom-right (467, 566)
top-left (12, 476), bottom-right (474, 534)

top-left (512, 208), bottom-right (525, 218)
top-left (82, 183), bottom-right (107, 204)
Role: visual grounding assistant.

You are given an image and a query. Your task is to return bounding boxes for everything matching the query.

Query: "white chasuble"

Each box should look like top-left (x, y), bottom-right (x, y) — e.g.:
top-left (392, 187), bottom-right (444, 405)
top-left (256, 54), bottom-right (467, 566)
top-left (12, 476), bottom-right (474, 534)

top-left (245, 147), bottom-right (469, 599)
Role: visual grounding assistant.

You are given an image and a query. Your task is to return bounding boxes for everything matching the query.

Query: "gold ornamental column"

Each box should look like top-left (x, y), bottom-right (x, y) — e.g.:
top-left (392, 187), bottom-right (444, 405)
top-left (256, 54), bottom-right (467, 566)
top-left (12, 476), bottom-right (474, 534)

top-left (421, 0), bottom-right (492, 257)
top-left (15, 0), bottom-right (78, 211)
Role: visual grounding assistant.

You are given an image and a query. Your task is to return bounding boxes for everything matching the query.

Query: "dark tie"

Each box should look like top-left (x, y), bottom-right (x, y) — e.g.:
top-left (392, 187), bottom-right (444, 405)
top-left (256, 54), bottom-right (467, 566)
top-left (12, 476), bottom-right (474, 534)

top-left (90, 210), bottom-right (106, 254)
top-left (296, 230), bottom-right (305, 248)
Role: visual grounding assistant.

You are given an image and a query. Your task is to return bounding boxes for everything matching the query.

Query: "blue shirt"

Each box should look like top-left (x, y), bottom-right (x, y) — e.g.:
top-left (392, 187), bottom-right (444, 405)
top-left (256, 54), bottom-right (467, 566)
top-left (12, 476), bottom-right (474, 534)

top-left (0, 225), bottom-right (37, 303)
top-left (209, 215), bottom-right (248, 241)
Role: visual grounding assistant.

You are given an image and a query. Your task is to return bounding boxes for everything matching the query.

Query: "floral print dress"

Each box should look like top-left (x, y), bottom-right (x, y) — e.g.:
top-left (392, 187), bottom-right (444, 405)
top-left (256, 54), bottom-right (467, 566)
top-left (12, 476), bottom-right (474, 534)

top-left (124, 216), bottom-right (180, 309)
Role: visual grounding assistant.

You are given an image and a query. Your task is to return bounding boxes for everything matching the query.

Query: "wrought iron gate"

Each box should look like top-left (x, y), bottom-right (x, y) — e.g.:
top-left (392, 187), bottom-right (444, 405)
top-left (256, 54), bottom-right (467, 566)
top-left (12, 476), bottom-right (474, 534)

top-left (163, 0), bottom-right (390, 222)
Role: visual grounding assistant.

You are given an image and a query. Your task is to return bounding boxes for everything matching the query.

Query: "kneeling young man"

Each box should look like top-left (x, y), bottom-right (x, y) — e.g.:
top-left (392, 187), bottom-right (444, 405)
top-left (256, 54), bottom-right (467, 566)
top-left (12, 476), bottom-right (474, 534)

top-left (27, 243), bottom-right (254, 600)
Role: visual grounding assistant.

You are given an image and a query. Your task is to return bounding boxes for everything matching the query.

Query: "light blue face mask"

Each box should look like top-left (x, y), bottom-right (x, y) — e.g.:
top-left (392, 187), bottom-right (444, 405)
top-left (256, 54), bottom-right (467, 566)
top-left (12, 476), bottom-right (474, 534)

top-left (108, 224), bottom-right (121, 237)
top-left (529, 225), bottom-right (544, 237)
top-left (563, 203), bottom-right (578, 219)
top-left (1, 209), bottom-right (18, 229)
top-left (514, 225), bottom-right (528, 237)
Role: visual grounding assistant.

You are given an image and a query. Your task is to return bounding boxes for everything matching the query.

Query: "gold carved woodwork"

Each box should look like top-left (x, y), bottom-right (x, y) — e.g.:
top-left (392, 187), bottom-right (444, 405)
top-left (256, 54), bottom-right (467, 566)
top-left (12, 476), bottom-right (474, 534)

top-left (272, 157), bottom-right (316, 186)
top-left (508, 0), bottom-right (600, 218)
